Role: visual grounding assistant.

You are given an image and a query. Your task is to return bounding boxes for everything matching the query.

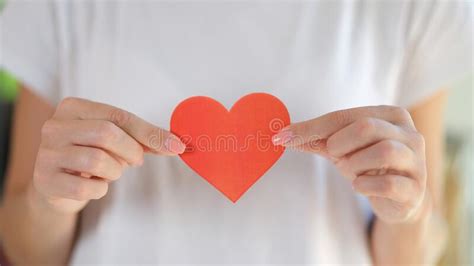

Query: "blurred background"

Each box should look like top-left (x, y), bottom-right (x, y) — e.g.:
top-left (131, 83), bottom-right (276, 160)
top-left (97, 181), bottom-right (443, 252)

top-left (0, 1), bottom-right (472, 265)
top-left (0, 69), bottom-right (17, 265)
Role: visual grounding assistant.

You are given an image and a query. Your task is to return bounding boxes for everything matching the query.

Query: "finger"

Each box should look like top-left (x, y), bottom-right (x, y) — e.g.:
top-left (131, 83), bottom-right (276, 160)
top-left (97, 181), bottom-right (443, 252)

top-left (326, 118), bottom-right (407, 158)
top-left (37, 172), bottom-right (109, 201)
top-left (339, 140), bottom-right (419, 178)
top-left (273, 105), bottom-right (414, 147)
top-left (56, 146), bottom-right (124, 181)
top-left (42, 119), bottom-right (144, 165)
top-left (54, 97), bottom-right (185, 155)
top-left (352, 175), bottom-right (420, 203)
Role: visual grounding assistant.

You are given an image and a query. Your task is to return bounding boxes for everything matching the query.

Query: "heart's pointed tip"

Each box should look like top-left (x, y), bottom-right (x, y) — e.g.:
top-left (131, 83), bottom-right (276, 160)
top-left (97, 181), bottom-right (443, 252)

top-left (223, 189), bottom-right (247, 203)
top-left (226, 194), bottom-right (241, 203)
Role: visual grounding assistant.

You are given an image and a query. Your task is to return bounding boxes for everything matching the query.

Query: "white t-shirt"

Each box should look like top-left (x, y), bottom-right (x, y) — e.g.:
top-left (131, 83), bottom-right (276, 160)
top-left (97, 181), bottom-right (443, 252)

top-left (1, 1), bottom-right (472, 264)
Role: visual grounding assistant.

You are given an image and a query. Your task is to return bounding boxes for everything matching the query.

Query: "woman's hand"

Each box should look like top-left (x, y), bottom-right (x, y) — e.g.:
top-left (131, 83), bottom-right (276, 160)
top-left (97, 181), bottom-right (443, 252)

top-left (33, 97), bottom-right (186, 214)
top-left (272, 106), bottom-right (427, 223)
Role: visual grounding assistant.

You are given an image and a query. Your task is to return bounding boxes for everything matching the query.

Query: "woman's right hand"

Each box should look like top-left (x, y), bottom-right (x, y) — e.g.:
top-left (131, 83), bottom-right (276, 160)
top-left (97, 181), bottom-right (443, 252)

top-left (31, 97), bottom-right (186, 214)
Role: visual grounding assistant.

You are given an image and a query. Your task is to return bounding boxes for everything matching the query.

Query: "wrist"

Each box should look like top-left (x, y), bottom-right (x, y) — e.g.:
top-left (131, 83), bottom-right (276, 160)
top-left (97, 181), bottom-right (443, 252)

top-left (372, 191), bottom-right (448, 265)
top-left (411, 190), bottom-right (435, 223)
top-left (26, 181), bottom-right (83, 217)
top-left (378, 190), bottom-right (434, 229)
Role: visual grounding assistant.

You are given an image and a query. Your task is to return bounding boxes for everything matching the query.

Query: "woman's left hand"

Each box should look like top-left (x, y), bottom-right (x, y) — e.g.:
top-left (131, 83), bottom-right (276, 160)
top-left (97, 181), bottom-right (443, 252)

top-left (272, 106), bottom-right (427, 224)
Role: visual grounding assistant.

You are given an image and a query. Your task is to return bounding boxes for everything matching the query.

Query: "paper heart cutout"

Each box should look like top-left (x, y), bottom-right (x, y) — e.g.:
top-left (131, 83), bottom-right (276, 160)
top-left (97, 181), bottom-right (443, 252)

top-left (170, 93), bottom-right (290, 202)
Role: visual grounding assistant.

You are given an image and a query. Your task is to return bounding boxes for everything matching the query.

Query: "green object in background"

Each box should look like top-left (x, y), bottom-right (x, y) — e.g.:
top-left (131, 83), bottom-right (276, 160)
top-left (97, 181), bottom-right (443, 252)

top-left (0, 69), bottom-right (19, 102)
top-left (0, 0), bottom-right (5, 12)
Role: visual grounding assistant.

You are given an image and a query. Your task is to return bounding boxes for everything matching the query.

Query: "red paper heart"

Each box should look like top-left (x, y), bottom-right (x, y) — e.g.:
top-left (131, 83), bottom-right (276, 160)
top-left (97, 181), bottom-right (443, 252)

top-left (170, 93), bottom-right (290, 202)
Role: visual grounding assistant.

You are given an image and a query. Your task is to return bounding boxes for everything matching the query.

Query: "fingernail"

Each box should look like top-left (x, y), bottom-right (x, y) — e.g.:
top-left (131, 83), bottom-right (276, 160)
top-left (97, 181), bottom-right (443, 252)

top-left (272, 128), bottom-right (294, 146)
top-left (165, 136), bottom-right (186, 154)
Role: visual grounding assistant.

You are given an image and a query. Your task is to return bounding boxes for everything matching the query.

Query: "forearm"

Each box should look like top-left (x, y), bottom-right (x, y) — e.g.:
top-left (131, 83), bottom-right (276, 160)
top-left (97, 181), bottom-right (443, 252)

top-left (1, 181), bottom-right (78, 265)
top-left (0, 87), bottom-right (77, 264)
top-left (371, 193), bottom-right (448, 265)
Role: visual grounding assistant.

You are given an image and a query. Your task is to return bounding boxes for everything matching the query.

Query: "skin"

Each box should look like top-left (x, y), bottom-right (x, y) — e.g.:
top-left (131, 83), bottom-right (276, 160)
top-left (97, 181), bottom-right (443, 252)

top-left (0, 87), bottom-right (186, 264)
top-left (0, 86), bottom-right (447, 265)
top-left (273, 90), bottom-right (448, 264)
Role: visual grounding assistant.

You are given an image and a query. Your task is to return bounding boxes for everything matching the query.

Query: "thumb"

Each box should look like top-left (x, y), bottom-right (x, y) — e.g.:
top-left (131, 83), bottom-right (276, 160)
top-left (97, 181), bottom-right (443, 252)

top-left (290, 139), bottom-right (335, 160)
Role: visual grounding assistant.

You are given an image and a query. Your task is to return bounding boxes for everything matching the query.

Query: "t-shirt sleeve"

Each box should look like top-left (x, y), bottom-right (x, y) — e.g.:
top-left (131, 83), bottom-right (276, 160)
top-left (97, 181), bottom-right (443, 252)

top-left (396, 1), bottom-right (473, 108)
top-left (0, 0), bottom-right (60, 104)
